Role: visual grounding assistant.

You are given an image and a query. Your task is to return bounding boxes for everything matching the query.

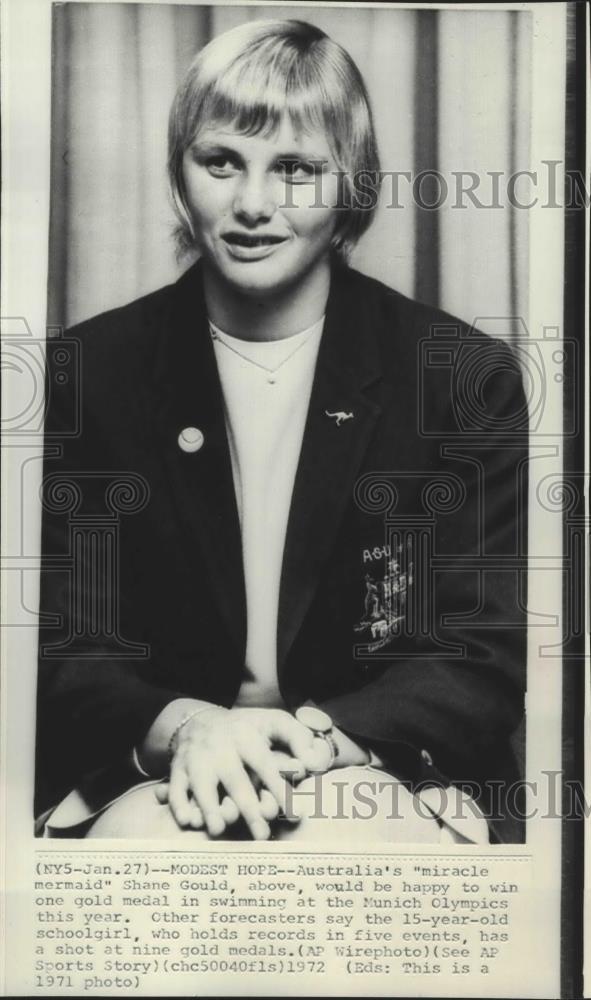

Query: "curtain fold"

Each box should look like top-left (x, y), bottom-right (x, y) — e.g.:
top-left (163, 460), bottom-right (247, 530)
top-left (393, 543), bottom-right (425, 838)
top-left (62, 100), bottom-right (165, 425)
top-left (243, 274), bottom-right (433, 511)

top-left (48, 3), bottom-right (530, 342)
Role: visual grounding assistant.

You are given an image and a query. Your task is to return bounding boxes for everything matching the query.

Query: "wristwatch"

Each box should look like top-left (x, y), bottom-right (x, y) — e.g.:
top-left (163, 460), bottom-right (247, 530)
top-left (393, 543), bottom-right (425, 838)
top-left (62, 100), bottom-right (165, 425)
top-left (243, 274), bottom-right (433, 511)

top-left (295, 705), bottom-right (340, 772)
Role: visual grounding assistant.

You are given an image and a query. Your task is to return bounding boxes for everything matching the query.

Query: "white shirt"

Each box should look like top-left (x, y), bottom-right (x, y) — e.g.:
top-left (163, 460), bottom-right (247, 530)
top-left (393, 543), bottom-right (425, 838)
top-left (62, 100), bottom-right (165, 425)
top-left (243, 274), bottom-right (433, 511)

top-left (211, 317), bottom-right (324, 708)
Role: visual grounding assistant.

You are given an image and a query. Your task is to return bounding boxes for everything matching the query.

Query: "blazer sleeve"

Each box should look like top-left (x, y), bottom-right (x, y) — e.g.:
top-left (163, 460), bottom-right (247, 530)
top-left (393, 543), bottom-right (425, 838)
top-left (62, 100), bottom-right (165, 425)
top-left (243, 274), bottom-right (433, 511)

top-left (35, 329), bottom-right (186, 813)
top-left (318, 342), bottom-right (528, 786)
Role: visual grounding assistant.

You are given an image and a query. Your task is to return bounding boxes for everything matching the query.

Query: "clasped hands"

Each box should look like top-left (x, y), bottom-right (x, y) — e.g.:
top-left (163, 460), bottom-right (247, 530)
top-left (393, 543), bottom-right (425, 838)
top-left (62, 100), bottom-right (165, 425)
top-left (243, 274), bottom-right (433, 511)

top-left (151, 705), bottom-right (368, 840)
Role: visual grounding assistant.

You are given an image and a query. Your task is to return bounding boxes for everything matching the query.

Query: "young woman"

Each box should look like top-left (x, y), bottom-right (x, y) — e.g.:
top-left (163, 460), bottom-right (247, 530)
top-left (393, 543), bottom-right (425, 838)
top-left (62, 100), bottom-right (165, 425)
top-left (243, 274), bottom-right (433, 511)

top-left (36, 19), bottom-right (527, 843)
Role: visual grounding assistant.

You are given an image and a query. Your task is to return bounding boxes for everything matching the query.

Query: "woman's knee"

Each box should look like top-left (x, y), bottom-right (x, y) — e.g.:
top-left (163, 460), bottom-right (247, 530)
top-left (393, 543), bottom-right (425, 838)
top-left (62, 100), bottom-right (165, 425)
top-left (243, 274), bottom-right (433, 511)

top-left (276, 767), bottom-right (443, 843)
top-left (85, 784), bottom-right (211, 840)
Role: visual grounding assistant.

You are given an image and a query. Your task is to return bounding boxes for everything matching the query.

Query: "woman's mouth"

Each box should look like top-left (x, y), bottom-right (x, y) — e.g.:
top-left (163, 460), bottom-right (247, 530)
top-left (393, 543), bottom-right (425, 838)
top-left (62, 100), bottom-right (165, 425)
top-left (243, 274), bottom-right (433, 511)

top-left (221, 232), bottom-right (288, 260)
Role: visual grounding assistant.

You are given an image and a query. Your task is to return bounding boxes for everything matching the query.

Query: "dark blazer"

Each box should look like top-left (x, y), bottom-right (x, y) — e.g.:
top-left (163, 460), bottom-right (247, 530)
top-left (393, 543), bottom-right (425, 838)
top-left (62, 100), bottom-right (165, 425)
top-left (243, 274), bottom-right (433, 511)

top-left (36, 260), bottom-right (528, 840)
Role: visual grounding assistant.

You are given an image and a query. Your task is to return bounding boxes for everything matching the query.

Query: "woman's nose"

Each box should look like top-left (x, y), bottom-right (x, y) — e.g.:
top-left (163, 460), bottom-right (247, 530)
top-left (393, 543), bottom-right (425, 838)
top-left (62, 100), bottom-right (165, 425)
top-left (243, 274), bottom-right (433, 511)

top-left (232, 173), bottom-right (276, 223)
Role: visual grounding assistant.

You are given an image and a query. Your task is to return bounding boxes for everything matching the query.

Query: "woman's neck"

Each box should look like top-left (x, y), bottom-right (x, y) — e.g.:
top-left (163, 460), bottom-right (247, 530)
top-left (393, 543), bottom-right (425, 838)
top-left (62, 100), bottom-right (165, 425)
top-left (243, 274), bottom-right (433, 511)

top-left (203, 256), bottom-right (331, 342)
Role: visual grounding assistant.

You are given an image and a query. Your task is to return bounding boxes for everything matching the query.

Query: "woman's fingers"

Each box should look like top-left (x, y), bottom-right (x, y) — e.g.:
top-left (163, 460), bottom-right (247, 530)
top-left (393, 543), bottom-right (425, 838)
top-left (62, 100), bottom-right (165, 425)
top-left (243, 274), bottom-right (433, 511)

top-left (241, 743), bottom-right (295, 819)
top-left (184, 758), bottom-right (226, 837)
top-left (154, 780), bottom-right (206, 829)
top-left (306, 735), bottom-right (334, 774)
top-left (186, 799), bottom-right (205, 828)
top-left (271, 750), bottom-right (307, 783)
top-left (167, 766), bottom-right (194, 827)
top-left (216, 750), bottom-right (271, 840)
top-left (265, 753), bottom-right (303, 822)
top-left (154, 781), bottom-right (170, 804)
top-left (262, 711), bottom-right (317, 768)
top-left (220, 795), bottom-right (240, 826)
top-left (156, 774), bottom-right (284, 829)
top-left (258, 788), bottom-right (280, 821)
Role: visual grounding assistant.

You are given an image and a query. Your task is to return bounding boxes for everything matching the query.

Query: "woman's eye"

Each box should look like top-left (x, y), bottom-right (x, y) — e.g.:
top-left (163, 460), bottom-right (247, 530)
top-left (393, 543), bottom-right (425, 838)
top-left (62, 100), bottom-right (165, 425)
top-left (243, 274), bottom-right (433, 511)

top-left (205, 156), bottom-right (239, 177)
top-left (276, 159), bottom-right (319, 183)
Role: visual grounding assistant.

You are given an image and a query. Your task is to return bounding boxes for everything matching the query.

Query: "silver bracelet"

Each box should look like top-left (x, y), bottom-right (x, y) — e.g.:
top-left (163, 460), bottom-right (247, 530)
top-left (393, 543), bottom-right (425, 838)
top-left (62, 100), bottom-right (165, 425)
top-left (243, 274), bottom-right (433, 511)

top-left (167, 704), bottom-right (222, 763)
top-left (131, 745), bottom-right (152, 777)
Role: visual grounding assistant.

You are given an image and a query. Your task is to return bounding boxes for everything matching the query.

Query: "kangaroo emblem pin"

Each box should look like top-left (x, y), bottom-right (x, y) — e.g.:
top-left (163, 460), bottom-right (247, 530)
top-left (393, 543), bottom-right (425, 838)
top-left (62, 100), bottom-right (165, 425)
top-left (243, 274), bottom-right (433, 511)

top-left (326, 410), bottom-right (354, 426)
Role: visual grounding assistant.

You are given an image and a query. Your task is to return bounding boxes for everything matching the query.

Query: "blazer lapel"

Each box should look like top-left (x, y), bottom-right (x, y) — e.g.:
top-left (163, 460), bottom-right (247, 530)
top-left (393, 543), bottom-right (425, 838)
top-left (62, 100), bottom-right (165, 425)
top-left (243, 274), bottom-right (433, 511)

top-left (277, 263), bottom-right (383, 673)
top-left (152, 262), bottom-right (246, 658)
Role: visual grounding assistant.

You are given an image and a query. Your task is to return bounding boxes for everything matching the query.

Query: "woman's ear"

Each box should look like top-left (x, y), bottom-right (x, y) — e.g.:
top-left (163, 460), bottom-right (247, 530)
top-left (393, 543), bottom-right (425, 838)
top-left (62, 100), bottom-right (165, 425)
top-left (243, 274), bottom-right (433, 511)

top-left (170, 175), bottom-right (198, 257)
top-left (329, 231), bottom-right (351, 263)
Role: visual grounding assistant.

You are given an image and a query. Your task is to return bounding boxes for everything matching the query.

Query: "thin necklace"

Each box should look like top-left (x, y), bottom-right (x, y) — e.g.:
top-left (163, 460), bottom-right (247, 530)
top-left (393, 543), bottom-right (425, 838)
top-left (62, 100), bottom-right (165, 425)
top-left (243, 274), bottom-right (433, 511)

top-left (209, 320), bottom-right (321, 385)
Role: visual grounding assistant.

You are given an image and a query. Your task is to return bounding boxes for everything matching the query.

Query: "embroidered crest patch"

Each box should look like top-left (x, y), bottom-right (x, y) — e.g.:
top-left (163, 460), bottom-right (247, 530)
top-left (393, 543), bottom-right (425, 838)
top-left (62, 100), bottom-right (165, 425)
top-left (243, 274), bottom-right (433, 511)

top-left (354, 541), bottom-right (414, 652)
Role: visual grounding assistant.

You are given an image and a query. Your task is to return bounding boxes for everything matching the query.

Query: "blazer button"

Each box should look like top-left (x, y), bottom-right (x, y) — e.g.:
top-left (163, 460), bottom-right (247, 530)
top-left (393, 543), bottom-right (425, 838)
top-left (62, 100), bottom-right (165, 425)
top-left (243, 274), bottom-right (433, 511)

top-left (421, 749), bottom-right (433, 767)
top-left (178, 427), bottom-right (204, 453)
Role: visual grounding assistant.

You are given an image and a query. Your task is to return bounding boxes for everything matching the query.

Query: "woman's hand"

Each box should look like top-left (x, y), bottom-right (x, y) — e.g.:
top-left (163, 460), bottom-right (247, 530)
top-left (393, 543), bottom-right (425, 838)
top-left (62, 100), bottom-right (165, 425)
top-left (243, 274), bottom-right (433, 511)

top-left (153, 710), bottom-right (373, 838)
top-left (165, 706), bottom-right (318, 840)
top-left (154, 747), bottom-right (306, 832)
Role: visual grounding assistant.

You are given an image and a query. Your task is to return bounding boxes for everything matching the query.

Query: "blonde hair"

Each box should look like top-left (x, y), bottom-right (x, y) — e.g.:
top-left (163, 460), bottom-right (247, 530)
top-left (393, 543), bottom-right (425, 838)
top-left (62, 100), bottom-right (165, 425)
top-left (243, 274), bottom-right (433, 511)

top-left (168, 19), bottom-right (381, 260)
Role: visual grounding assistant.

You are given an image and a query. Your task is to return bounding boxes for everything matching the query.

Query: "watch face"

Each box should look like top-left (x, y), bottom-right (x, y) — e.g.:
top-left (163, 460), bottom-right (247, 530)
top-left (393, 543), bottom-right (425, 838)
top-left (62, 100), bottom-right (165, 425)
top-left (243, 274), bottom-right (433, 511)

top-left (295, 705), bottom-right (333, 733)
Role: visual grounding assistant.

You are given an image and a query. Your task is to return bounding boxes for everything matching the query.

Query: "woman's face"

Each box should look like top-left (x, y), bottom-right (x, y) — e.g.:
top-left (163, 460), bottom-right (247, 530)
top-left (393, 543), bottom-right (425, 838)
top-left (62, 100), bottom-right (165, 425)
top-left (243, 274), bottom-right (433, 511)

top-left (181, 115), bottom-right (341, 297)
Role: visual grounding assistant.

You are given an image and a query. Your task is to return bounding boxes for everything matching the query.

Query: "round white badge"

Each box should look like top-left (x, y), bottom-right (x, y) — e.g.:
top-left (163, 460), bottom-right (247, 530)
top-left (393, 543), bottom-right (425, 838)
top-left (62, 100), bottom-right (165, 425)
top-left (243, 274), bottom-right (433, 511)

top-left (178, 427), bottom-right (204, 453)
